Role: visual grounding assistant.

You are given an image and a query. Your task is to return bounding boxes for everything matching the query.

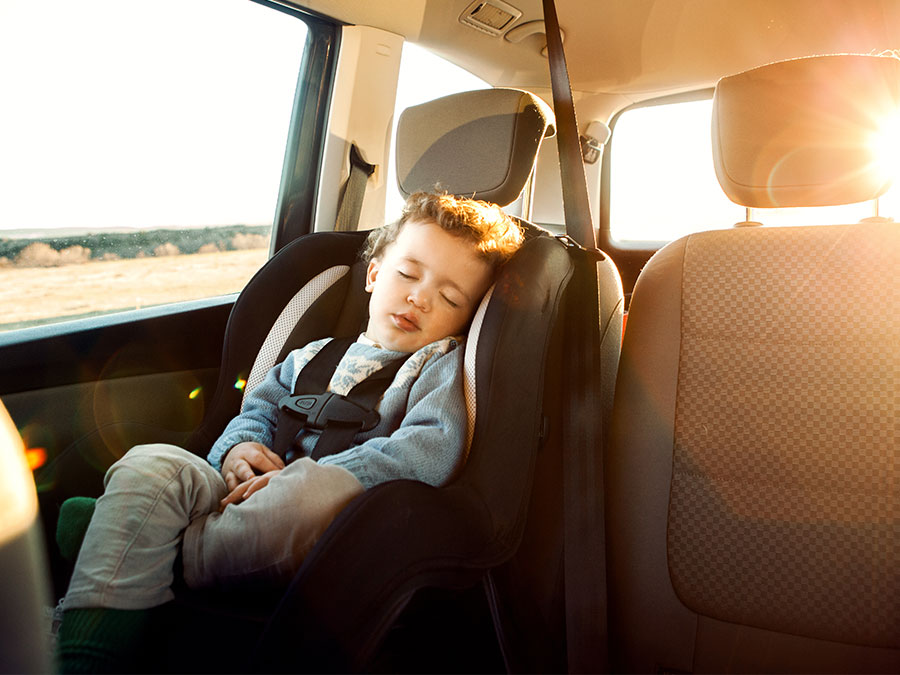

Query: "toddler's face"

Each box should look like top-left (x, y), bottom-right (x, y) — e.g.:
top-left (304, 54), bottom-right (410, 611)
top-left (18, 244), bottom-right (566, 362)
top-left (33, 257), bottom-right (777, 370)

top-left (364, 219), bottom-right (494, 353)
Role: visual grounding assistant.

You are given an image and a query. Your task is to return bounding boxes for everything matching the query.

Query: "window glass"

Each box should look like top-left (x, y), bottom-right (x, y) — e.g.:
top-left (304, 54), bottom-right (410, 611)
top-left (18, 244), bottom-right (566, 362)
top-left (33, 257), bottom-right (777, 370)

top-left (0, 0), bottom-right (307, 332)
top-left (384, 44), bottom-right (490, 223)
top-left (609, 98), bottom-right (887, 246)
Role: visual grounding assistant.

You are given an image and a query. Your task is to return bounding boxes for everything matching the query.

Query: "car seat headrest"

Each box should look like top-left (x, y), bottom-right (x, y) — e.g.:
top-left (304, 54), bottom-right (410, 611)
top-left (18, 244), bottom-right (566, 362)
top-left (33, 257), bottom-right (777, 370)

top-left (712, 54), bottom-right (900, 208)
top-left (396, 88), bottom-right (555, 206)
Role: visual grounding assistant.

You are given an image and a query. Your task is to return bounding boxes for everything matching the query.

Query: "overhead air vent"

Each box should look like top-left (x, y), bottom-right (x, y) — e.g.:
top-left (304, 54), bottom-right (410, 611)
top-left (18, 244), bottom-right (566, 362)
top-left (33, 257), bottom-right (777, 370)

top-left (459, 0), bottom-right (522, 37)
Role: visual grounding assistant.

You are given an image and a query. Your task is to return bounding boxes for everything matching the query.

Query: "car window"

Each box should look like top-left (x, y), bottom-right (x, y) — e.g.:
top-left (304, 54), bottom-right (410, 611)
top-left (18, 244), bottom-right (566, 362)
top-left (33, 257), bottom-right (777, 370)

top-left (384, 44), bottom-right (490, 223)
top-left (608, 97), bottom-right (892, 247)
top-left (0, 0), bottom-right (308, 332)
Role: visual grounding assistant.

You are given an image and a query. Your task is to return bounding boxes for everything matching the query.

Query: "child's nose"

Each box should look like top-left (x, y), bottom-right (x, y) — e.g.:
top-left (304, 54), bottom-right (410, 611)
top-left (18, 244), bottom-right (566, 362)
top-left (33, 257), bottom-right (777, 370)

top-left (407, 287), bottom-right (430, 311)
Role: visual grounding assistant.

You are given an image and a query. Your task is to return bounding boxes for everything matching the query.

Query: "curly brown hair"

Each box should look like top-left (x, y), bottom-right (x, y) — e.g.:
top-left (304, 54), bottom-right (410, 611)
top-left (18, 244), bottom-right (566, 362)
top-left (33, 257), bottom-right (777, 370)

top-left (362, 192), bottom-right (523, 268)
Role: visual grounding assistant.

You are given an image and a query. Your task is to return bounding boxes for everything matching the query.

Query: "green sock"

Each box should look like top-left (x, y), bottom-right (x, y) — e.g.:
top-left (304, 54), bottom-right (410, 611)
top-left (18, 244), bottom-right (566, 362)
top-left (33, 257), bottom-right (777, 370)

top-left (56, 607), bottom-right (150, 674)
top-left (56, 497), bottom-right (97, 562)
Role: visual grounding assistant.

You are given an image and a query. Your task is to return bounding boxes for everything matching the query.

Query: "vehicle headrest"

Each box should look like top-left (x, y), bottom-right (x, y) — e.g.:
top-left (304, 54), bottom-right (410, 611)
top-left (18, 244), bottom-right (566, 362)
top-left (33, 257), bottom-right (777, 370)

top-left (396, 88), bottom-right (555, 206)
top-left (712, 54), bottom-right (900, 208)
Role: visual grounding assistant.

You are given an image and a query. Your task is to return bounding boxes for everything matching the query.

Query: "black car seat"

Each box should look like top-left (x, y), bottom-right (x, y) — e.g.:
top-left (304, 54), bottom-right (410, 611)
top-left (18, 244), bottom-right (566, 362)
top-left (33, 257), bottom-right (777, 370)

top-left (76, 85), bottom-right (621, 673)
top-left (242, 86), bottom-right (624, 672)
top-left (607, 54), bottom-right (900, 673)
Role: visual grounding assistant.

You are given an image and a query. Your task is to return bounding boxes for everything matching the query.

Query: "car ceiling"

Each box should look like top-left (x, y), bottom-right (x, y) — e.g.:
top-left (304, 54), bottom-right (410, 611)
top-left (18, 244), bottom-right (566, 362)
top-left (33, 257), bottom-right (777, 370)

top-left (290, 0), bottom-right (900, 114)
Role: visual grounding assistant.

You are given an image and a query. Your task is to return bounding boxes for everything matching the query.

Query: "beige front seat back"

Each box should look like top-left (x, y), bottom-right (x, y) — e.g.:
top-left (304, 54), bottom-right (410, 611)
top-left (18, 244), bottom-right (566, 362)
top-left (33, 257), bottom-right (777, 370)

top-left (607, 54), bottom-right (900, 673)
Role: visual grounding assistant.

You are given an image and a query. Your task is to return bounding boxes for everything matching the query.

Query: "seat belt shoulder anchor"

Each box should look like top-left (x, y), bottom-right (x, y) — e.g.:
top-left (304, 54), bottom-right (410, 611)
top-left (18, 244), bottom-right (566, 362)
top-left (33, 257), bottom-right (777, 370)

top-left (554, 234), bottom-right (606, 262)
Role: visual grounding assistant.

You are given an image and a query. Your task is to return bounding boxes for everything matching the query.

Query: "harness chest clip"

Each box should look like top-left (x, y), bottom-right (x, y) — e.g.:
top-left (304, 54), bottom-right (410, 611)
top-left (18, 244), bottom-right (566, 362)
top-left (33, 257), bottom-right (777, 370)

top-left (278, 392), bottom-right (381, 431)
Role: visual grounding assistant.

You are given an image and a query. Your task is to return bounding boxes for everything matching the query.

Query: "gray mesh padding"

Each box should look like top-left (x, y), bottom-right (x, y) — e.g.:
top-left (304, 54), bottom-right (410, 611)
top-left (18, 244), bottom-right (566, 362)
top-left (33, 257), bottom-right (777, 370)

top-left (667, 222), bottom-right (900, 648)
top-left (243, 265), bottom-right (350, 407)
top-left (464, 284), bottom-right (495, 453)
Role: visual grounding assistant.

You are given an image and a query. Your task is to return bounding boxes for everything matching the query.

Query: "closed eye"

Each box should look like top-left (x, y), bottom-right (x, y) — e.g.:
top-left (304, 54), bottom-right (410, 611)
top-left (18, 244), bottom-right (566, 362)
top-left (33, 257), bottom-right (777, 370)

top-left (397, 269), bottom-right (415, 280)
top-left (440, 293), bottom-right (459, 308)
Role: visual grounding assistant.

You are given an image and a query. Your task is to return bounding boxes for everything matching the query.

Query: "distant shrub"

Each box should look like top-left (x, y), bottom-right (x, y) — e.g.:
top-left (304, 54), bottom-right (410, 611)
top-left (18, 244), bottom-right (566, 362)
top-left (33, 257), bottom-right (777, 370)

top-left (58, 245), bottom-right (92, 265)
top-left (197, 243), bottom-right (220, 254)
top-left (16, 242), bottom-right (93, 267)
top-left (16, 242), bottom-right (61, 267)
top-left (231, 233), bottom-right (269, 250)
top-left (153, 242), bottom-right (180, 257)
top-left (0, 256), bottom-right (11, 268)
top-left (100, 252), bottom-right (121, 261)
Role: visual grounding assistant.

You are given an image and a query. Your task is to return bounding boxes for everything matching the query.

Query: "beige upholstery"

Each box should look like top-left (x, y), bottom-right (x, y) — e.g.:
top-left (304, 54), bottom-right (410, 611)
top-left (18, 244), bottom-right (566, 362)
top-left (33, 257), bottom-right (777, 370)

top-left (712, 54), bottom-right (900, 207)
top-left (608, 53), bottom-right (900, 672)
top-left (396, 88), bottom-right (555, 206)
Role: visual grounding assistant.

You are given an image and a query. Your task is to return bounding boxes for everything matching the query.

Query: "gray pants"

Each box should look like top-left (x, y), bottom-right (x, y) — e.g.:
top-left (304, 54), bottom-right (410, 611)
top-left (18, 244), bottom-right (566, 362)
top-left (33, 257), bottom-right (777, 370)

top-left (63, 444), bottom-right (364, 610)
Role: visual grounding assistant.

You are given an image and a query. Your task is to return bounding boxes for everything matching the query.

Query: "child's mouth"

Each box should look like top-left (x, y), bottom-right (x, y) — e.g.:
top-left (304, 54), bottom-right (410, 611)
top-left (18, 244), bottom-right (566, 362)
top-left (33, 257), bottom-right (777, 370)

top-left (392, 313), bottom-right (419, 332)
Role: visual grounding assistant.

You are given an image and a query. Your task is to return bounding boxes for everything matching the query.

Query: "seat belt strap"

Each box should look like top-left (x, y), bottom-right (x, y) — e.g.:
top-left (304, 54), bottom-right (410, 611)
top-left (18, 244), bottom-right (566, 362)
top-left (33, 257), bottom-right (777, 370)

top-left (273, 337), bottom-right (409, 463)
top-left (542, 0), bottom-right (596, 252)
top-left (541, 0), bottom-right (609, 672)
top-left (334, 144), bottom-right (376, 232)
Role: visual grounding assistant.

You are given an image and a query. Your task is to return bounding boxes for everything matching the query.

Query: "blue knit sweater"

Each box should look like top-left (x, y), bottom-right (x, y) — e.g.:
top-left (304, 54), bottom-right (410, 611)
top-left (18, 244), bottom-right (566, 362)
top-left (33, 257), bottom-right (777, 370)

top-left (207, 336), bottom-right (467, 489)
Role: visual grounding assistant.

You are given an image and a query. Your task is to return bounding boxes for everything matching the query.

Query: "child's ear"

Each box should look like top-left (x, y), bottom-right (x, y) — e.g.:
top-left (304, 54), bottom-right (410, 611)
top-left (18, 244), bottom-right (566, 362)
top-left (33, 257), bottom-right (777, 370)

top-left (365, 259), bottom-right (380, 293)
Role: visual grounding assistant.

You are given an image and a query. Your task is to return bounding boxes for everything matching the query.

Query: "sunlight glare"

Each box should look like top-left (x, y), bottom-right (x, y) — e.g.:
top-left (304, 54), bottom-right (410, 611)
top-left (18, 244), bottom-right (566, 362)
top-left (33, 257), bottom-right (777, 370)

top-left (870, 111), bottom-right (900, 189)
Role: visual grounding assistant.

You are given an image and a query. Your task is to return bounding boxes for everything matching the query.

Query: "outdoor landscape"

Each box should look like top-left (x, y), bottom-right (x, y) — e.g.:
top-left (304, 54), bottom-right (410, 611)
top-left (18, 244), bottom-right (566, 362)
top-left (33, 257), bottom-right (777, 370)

top-left (0, 226), bottom-right (271, 331)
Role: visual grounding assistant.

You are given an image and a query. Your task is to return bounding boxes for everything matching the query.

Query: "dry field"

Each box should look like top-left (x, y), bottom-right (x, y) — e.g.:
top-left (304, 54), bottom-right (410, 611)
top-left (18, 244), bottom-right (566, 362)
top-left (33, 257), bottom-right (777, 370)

top-left (0, 249), bottom-right (269, 330)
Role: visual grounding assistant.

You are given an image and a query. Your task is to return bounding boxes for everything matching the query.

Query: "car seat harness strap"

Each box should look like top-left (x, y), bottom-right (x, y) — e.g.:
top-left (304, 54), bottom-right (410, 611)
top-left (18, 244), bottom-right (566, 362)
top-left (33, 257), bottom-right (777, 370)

top-left (274, 337), bottom-right (410, 464)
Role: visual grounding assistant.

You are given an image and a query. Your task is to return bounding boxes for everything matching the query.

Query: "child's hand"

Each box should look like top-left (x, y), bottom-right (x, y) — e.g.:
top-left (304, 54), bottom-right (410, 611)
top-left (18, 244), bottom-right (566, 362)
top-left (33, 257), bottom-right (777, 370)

top-left (221, 441), bottom-right (285, 492)
top-left (219, 469), bottom-right (281, 511)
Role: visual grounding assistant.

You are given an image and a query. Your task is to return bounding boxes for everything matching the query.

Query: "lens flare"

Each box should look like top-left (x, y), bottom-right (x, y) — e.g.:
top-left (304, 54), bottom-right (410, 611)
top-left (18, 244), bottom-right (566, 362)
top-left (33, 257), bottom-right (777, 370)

top-left (234, 378), bottom-right (247, 391)
top-left (188, 387), bottom-right (202, 400)
top-left (25, 447), bottom-right (47, 471)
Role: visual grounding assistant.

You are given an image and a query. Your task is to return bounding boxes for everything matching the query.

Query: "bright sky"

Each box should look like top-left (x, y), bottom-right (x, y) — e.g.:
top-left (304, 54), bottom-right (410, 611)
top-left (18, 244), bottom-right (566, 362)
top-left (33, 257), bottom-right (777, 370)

top-left (0, 0), bottom-right (306, 231)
